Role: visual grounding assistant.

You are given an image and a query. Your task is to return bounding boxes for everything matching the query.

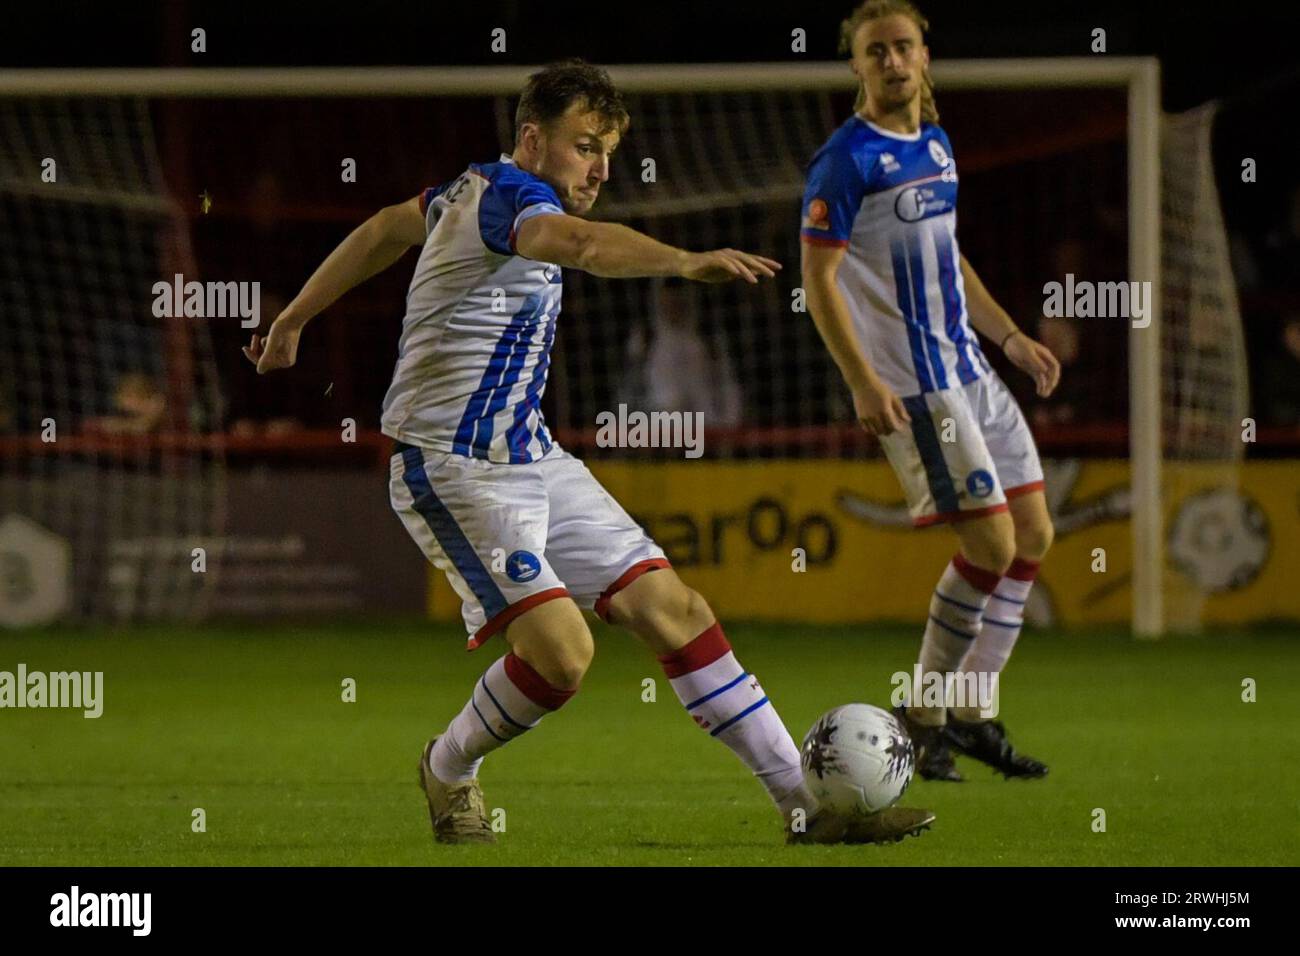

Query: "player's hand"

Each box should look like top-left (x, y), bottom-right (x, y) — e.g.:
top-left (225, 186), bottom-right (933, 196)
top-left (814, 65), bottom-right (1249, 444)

top-left (681, 249), bottom-right (781, 284)
top-left (852, 377), bottom-right (911, 437)
top-left (243, 315), bottom-right (302, 374)
top-left (1003, 331), bottom-right (1061, 398)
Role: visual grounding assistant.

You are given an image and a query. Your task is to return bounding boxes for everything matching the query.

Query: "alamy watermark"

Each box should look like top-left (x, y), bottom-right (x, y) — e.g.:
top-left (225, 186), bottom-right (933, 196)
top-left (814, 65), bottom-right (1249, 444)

top-left (890, 664), bottom-right (999, 719)
top-left (595, 404), bottom-right (704, 459)
top-left (50, 886), bottom-right (150, 936)
top-left (1042, 273), bottom-right (1151, 328)
top-left (0, 664), bottom-right (103, 718)
top-left (152, 273), bottom-right (260, 328)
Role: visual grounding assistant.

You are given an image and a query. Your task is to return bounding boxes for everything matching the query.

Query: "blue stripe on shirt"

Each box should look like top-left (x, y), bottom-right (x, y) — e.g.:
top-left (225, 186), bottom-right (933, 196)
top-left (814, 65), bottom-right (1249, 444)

top-left (452, 295), bottom-right (540, 457)
top-left (906, 230), bottom-right (949, 391)
top-left (934, 229), bottom-right (979, 385)
top-left (891, 239), bottom-right (934, 392)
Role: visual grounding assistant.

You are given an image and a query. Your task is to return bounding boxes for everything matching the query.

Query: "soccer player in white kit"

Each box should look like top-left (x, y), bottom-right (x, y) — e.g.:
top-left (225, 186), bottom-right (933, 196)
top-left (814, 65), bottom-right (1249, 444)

top-left (801, 2), bottom-right (1060, 781)
top-left (245, 60), bottom-right (933, 845)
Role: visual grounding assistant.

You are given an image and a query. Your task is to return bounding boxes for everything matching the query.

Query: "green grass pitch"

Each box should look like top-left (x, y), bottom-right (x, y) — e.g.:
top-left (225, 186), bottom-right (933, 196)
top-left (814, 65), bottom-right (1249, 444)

top-left (2, 621), bottom-right (1296, 866)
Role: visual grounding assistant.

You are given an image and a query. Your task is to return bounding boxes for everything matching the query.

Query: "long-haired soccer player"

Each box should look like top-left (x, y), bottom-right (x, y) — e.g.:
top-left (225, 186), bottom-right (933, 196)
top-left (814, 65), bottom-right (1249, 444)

top-left (245, 60), bottom-right (932, 844)
top-left (801, 2), bottom-right (1059, 781)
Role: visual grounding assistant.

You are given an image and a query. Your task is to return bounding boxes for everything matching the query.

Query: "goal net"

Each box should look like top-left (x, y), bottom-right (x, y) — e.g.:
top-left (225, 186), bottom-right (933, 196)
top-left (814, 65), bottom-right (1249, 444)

top-left (2, 60), bottom-right (1235, 634)
top-left (0, 95), bottom-right (225, 625)
top-left (1158, 101), bottom-right (1251, 631)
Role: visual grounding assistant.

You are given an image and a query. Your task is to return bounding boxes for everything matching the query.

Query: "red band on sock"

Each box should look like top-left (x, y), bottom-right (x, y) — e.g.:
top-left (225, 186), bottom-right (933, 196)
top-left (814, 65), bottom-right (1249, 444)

top-left (503, 653), bottom-right (576, 710)
top-left (952, 553), bottom-right (1001, 595)
top-left (657, 622), bottom-right (733, 679)
top-left (1006, 557), bottom-right (1041, 582)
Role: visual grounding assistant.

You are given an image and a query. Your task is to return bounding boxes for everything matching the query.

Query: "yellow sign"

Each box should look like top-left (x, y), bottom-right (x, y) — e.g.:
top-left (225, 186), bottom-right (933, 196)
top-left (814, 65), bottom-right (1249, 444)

top-left (428, 459), bottom-right (1299, 628)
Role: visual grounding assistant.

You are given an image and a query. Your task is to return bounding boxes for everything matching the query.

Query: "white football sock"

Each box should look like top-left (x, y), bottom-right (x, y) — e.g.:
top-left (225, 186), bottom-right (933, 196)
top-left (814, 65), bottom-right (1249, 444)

top-left (911, 553), bottom-right (1000, 726)
top-left (953, 558), bottom-right (1039, 722)
top-left (429, 653), bottom-right (573, 785)
top-left (660, 623), bottom-right (815, 823)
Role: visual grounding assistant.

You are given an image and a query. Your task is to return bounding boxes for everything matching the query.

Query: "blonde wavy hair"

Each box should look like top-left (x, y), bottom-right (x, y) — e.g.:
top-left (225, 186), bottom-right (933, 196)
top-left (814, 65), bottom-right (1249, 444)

top-left (838, 0), bottom-right (939, 125)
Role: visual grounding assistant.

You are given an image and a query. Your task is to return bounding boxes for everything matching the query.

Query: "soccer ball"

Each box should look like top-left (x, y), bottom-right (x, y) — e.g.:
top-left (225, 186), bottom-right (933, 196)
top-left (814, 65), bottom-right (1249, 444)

top-left (800, 704), bottom-right (914, 815)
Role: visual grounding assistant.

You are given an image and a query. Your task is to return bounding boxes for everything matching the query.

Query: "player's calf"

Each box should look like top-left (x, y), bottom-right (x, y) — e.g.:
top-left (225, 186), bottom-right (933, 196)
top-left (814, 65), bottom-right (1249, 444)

top-left (419, 602), bottom-right (589, 844)
top-left (906, 551), bottom-right (1004, 733)
top-left (607, 570), bottom-right (816, 833)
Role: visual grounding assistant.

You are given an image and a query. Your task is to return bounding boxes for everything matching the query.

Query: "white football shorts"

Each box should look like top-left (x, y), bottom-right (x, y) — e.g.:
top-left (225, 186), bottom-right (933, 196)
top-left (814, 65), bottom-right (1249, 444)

top-left (390, 441), bottom-right (668, 648)
top-left (877, 373), bottom-right (1044, 527)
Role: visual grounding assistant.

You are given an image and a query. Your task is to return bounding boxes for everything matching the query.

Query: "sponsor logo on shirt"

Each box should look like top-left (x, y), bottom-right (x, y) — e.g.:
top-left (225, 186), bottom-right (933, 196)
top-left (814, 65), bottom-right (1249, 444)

top-left (894, 183), bottom-right (956, 222)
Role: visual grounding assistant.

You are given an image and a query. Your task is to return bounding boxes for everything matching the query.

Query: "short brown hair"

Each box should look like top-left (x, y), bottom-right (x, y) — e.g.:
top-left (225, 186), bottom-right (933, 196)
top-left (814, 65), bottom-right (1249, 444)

top-left (514, 59), bottom-right (630, 142)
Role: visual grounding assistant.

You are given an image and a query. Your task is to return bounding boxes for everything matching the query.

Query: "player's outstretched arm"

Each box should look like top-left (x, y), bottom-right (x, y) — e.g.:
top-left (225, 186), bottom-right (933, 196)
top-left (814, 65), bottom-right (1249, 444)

top-left (959, 255), bottom-right (1060, 397)
top-left (243, 196), bottom-right (427, 374)
top-left (515, 213), bottom-right (780, 284)
top-left (802, 241), bottom-right (910, 436)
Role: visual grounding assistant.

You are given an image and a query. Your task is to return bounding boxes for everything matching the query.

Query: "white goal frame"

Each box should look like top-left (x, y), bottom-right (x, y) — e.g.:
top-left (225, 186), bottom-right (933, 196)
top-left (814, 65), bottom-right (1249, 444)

top-left (0, 58), bottom-right (1163, 635)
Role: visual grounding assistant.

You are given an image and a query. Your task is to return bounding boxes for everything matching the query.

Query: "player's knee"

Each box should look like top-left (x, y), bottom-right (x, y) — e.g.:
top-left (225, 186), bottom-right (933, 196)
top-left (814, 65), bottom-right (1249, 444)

top-left (535, 626), bottom-right (594, 690)
top-left (628, 575), bottom-right (712, 638)
top-left (1016, 517), bottom-right (1054, 560)
top-left (508, 600), bottom-right (594, 689)
top-left (681, 585), bottom-right (714, 631)
top-left (552, 634), bottom-right (594, 688)
top-left (965, 528), bottom-right (1016, 575)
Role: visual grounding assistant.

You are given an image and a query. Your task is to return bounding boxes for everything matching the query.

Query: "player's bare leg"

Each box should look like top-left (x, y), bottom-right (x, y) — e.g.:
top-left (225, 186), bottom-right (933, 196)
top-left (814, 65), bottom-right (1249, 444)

top-left (944, 490), bottom-right (1052, 778)
top-left (895, 509), bottom-right (1015, 781)
top-left (418, 598), bottom-right (592, 844)
top-left (606, 568), bottom-right (932, 844)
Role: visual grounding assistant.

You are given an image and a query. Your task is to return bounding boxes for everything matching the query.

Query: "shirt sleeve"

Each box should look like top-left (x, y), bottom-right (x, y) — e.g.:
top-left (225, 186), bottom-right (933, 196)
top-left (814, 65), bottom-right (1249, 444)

top-left (417, 186), bottom-right (437, 215)
top-left (478, 171), bottom-right (565, 256)
top-left (800, 143), bottom-right (867, 247)
top-left (417, 180), bottom-right (458, 235)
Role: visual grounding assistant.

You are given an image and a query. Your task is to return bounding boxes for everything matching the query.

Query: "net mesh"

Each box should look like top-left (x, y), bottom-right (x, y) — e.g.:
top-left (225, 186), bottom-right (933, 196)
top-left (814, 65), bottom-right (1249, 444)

top-left (0, 74), bottom-right (1240, 630)
top-left (1159, 101), bottom-right (1250, 631)
top-left (0, 96), bottom-right (225, 624)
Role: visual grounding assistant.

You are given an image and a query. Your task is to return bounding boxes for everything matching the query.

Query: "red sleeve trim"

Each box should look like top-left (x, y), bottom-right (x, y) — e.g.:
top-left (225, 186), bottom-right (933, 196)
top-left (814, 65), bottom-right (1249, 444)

top-left (800, 234), bottom-right (850, 247)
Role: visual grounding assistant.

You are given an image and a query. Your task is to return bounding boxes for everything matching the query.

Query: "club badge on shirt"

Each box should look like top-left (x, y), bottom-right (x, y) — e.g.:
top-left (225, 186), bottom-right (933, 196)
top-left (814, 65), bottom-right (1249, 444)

top-left (804, 197), bottom-right (831, 230)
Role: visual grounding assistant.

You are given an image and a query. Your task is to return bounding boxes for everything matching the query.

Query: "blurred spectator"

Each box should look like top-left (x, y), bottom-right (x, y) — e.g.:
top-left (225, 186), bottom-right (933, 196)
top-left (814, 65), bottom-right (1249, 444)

top-left (1030, 315), bottom-right (1084, 428)
top-left (83, 373), bottom-right (167, 434)
top-left (640, 280), bottom-right (742, 427)
top-left (1254, 315), bottom-right (1300, 426)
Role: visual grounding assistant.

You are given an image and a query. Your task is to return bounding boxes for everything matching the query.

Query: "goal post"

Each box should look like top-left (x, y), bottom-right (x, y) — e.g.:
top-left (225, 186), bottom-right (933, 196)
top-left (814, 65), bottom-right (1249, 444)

top-left (1, 59), bottom-right (1176, 633)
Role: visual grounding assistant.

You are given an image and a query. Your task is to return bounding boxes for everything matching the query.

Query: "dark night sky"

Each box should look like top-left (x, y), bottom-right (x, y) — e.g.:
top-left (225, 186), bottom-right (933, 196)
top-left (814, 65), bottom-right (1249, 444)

top-left (4, 0), bottom-right (1299, 112)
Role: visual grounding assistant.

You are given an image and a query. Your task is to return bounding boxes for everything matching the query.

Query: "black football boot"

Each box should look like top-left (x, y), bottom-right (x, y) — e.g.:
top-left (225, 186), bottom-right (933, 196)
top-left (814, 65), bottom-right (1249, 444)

top-left (943, 714), bottom-right (1048, 779)
top-left (891, 705), bottom-right (963, 782)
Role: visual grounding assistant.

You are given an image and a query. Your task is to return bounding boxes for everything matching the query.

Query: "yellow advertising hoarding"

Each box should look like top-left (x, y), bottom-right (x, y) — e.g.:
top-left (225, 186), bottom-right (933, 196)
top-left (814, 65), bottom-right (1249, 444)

top-left (429, 459), bottom-right (1299, 628)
